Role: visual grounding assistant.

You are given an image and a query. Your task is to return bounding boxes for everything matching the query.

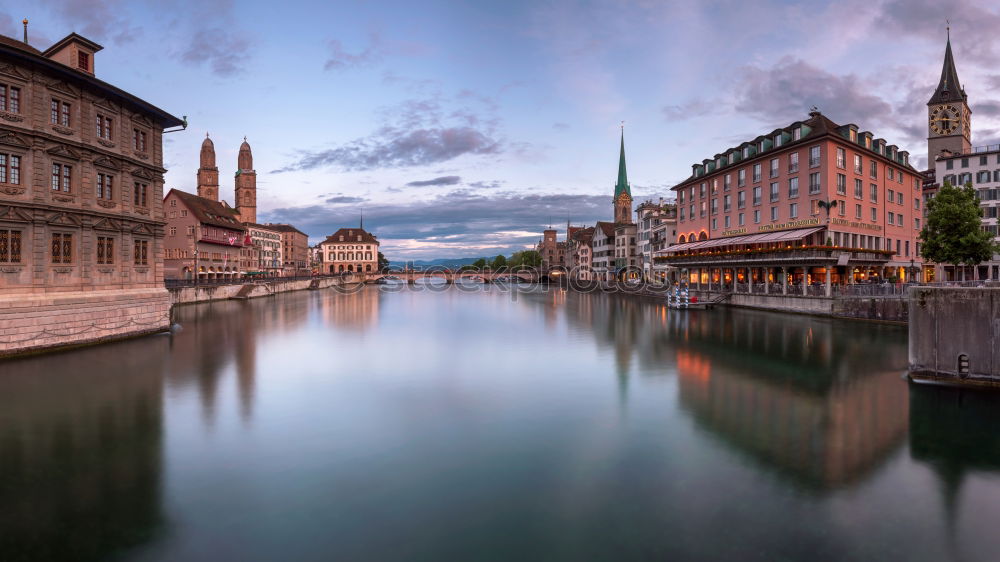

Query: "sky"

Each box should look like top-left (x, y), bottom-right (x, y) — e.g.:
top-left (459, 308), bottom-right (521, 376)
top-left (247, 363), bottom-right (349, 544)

top-left (5, 0), bottom-right (1000, 259)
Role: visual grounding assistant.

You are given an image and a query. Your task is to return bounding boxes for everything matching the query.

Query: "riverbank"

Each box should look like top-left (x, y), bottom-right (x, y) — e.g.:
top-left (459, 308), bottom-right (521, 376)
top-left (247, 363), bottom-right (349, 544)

top-left (168, 276), bottom-right (363, 306)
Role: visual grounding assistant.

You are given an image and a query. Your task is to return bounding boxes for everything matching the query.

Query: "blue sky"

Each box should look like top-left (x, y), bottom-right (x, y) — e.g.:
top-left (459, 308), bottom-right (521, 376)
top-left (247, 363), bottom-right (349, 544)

top-left (6, 0), bottom-right (1000, 259)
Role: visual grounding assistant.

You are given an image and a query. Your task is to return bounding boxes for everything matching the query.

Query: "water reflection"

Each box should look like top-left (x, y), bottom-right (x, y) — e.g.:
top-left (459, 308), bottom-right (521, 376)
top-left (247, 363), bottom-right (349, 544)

top-left (0, 337), bottom-right (168, 561)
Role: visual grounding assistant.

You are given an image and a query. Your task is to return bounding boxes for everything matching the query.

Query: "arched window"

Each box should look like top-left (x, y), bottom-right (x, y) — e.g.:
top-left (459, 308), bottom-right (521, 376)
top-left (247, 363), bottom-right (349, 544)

top-left (365, 264), bottom-right (372, 272)
top-left (678, 235), bottom-right (687, 244)
top-left (348, 264), bottom-right (354, 272)
top-left (338, 264), bottom-right (344, 272)
top-left (698, 231), bottom-right (708, 241)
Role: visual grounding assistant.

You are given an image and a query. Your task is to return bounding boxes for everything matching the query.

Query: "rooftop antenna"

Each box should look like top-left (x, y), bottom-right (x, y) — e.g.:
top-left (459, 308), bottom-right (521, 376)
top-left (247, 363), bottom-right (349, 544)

top-left (22, 18), bottom-right (27, 44)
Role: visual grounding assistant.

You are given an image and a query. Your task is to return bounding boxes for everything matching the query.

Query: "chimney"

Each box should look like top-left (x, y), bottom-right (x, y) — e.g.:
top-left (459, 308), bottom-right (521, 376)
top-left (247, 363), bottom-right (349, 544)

top-left (22, 18), bottom-right (28, 45)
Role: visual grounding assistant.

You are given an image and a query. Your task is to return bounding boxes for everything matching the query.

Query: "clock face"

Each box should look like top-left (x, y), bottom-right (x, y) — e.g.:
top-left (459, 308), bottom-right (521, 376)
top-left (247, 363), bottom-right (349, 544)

top-left (930, 104), bottom-right (960, 135)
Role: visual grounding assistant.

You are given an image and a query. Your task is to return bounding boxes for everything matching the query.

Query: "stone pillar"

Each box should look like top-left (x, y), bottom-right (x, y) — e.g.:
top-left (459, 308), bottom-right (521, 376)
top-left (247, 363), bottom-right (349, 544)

top-left (707, 268), bottom-right (713, 292)
top-left (764, 267), bottom-right (770, 295)
top-left (802, 267), bottom-right (809, 296)
top-left (747, 267), bottom-right (753, 294)
top-left (782, 267), bottom-right (788, 295)
top-left (825, 266), bottom-right (832, 297)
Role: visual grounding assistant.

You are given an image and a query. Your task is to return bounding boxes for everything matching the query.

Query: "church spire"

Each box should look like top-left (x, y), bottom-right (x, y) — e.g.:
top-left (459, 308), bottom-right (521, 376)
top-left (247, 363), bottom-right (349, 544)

top-left (929, 29), bottom-right (966, 105)
top-left (614, 124), bottom-right (630, 199)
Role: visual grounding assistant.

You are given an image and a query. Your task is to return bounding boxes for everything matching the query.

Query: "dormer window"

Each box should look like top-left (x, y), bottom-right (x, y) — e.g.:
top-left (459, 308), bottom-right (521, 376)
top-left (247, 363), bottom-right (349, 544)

top-left (774, 134), bottom-right (783, 147)
top-left (792, 128), bottom-right (801, 141)
top-left (78, 51), bottom-right (90, 71)
top-left (742, 147), bottom-right (749, 158)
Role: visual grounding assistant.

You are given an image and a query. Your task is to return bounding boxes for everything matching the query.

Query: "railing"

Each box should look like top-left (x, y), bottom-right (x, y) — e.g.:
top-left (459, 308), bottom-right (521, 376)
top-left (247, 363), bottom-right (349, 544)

top-left (973, 144), bottom-right (1000, 154)
top-left (165, 274), bottom-right (330, 289)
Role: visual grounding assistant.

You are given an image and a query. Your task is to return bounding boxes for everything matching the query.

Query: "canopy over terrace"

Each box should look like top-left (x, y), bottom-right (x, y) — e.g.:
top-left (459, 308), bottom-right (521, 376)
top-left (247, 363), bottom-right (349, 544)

top-left (656, 226), bottom-right (896, 297)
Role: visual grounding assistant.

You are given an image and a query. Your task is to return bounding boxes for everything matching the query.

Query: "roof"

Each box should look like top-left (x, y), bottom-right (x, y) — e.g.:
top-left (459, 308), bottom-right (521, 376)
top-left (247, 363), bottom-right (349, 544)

top-left (614, 129), bottom-right (631, 199)
top-left (265, 223), bottom-right (307, 236)
top-left (321, 228), bottom-right (379, 245)
top-left (168, 189), bottom-right (245, 230)
top-left (929, 35), bottom-right (966, 105)
top-left (243, 222), bottom-right (284, 233)
top-left (571, 227), bottom-right (595, 243)
top-left (595, 221), bottom-right (616, 237)
top-left (40, 32), bottom-right (104, 57)
top-left (0, 33), bottom-right (183, 128)
top-left (672, 111), bottom-right (916, 191)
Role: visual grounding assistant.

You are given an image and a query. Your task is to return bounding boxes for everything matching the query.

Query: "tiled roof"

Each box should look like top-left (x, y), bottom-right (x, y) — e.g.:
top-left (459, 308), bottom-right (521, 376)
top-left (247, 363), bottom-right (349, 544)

top-left (321, 228), bottom-right (379, 245)
top-left (596, 221), bottom-right (616, 237)
top-left (0, 35), bottom-right (41, 56)
top-left (169, 189), bottom-right (244, 230)
top-left (265, 223), bottom-right (307, 236)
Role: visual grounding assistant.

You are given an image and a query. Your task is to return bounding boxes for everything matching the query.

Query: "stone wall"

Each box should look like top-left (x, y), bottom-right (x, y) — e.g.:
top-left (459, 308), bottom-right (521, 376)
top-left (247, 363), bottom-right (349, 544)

top-left (169, 276), bottom-right (361, 306)
top-left (0, 288), bottom-right (171, 357)
top-left (832, 296), bottom-right (908, 323)
top-left (909, 287), bottom-right (1000, 386)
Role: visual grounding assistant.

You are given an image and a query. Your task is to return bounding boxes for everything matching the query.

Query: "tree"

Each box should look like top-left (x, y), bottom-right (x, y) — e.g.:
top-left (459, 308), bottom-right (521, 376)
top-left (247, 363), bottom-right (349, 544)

top-left (920, 180), bottom-right (998, 280)
top-left (490, 254), bottom-right (507, 270)
top-left (508, 250), bottom-right (541, 268)
top-left (377, 252), bottom-right (390, 272)
top-left (472, 258), bottom-right (488, 269)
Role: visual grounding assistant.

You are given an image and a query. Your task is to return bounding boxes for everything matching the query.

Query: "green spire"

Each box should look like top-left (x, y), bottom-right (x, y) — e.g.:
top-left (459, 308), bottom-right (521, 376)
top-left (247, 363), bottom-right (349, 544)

top-left (614, 128), bottom-right (630, 198)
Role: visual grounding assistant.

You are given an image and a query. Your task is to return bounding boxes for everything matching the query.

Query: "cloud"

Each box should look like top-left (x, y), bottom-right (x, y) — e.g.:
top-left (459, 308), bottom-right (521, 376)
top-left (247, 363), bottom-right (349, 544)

top-left (733, 57), bottom-right (893, 126)
top-left (274, 97), bottom-right (502, 172)
top-left (467, 180), bottom-right (503, 189)
top-left (181, 28), bottom-right (252, 76)
top-left (262, 190), bottom-right (610, 259)
top-left (406, 176), bottom-right (461, 187)
top-left (324, 31), bottom-right (428, 71)
top-left (876, 0), bottom-right (1000, 64)
top-left (553, 122), bottom-right (570, 131)
top-left (974, 101), bottom-right (1000, 118)
top-left (662, 99), bottom-right (715, 121)
top-left (37, 0), bottom-right (140, 45)
top-left (326, 196), bottom-right (366, 204)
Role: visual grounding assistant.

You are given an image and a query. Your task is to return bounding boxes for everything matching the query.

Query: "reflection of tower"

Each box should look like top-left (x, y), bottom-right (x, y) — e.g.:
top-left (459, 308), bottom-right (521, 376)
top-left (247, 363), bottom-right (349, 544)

top-left (235, 138), bottom-right (256, 224)
top-left (235, 307), bottom-right (257, 422)
top-left (197, 133), bottom-right (219, 201)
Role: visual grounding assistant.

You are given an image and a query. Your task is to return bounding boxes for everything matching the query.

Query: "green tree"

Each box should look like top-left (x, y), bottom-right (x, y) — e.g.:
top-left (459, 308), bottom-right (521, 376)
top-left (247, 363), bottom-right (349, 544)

top-left (377, 252), bottom-right (390, 272)
top-left (920, 181), bottom-right (998, 280)
top-left (509, 250), bottom-right (541, 268)
top-left (490, 254), bottom-right (507, 270)
top-left (472, 258), bottom-right (488, 269)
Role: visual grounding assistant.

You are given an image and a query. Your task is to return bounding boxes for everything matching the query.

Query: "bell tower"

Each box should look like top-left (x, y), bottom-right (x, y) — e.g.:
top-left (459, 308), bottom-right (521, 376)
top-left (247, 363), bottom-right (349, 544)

top-left (235, 137), bottom-right (257, 224)
top-left (197, 133), bottom-right (219, 201)
top-left (613, 126), bottom-right (633, 225)
top-left (927, 28), bottom-right (971, 166)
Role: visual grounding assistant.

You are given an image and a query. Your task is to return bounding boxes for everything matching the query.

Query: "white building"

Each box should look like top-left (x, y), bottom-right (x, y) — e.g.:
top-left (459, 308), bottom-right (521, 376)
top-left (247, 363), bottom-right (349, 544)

top-left (933, 149), bottom-right (1000, 280)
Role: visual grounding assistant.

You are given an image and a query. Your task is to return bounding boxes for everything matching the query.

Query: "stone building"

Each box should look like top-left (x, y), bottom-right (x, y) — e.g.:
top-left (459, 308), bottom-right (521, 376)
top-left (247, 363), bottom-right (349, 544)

top-left (318, 227), bottom-right (379, 274)
top-left (590, 221), bottom-right (616, 281)
top-left (244, 222), bottom-right (282, 276)
top-left (266, 223), bottom-right (309, 276)
top-left (567, 226), bottom-right (594, 280)
top-left (0, 28), bottom-right (184, 356)
top-left (636, 199), bottom-right (677, 282)
top-left (163, 189), bottom-right (246, 279)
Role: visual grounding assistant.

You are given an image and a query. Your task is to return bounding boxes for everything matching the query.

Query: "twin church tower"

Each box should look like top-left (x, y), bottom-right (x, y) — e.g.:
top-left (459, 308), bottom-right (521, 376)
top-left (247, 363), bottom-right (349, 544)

top-left (196, 134), bottom-right (257, 224)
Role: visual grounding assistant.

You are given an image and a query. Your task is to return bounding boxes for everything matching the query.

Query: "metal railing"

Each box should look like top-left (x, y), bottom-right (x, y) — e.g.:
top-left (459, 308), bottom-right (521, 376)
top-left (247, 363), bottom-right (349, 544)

top-left (165, 274), bottom-right (331, 289)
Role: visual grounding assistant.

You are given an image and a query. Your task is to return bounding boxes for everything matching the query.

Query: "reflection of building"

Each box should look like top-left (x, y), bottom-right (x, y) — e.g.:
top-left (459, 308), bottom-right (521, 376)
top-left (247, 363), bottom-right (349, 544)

top-left (318, 227), bottom-right (379, 274)
top-left (673, 310), bottom-right (909, 490)
top-left (0, 336), bottom-right (167, 558)
top-left (0, 28), bottom-right (183, 355)
top-left (318, 286), bottom-right (381, 330)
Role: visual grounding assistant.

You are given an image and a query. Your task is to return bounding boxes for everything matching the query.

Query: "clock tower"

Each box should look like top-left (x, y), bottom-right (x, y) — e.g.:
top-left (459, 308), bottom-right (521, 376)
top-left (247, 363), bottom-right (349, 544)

top-left (613, 128), bottom-right (633, 225)
top-left (927, 30), bottom-right (971, 166)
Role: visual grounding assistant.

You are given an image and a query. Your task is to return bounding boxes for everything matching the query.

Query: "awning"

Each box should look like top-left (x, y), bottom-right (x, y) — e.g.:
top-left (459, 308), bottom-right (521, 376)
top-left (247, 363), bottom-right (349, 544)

top-left (662, 226), bottom-right (826, 254)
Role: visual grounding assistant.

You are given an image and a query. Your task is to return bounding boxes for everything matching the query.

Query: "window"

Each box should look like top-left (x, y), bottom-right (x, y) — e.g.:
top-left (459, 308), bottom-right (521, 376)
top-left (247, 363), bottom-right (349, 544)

top-left (836, 147), bottom-right (845, 169)
top-left (855, 204), bottom-right (862, 219)
top-left (838, 199), bottom-right (846, 216)
top-left (679, 208), bottom-right (685, 221)
top-left (169, 227), bottom-right (177, 236)
top-left (0, 229), bottom-right (21, 263)
top-left (981, 156), bottom-right (989, 166)
top-left (792, 127), bottom-right (801, 141)
top-left (870, 161), bottom-right (877, 179)
top-left (51, 233), bottom-right (72, 264)
top-left (788, 177), bottom-right (799, 198)
top-left (0, 153), bottom-right (20, 185)
top-left (96, 173), bottom-right (113, 200)
top-left (699, 183), bottom-right (706, 198)
top-left (789, 152), bottom-right (799, 173)
top-left (770, 206), bottom-right (778, 221)
top-left (0, 83), bottom-right (20, 114)
top-left (738, 169), bottom-right (746, 187)
top-left (888, 188), bottom-right (895, 203)
top-left (737, 191), bottom-right (746, 209)
top-left (870, 183), bottom-right (878, 203)
top-left (78, 51), bottom-right (90, 71)
top-left (914, 197), bottom-right (920, 210)
top-left (888, 211), bottom-right (895, 225)
top-left (769, 182), bottom-right (779, 202)
top-left (711, 218), bottom-right (717, 230)
top-left (790, 203), bottom-right (799, 218)
top-left (724, 174), bottom-right (731, 191)
top-left (50, 99), bottom-right (71, 127)
top-left (742, 146), bottom-right (750, 158)
top-left (134, 239), bottom-right (149, 265)
top-left (752, 163), bottom-right (761, 183)
top-left (688, 204), bottom-right (694, 219)
top-left (133, 128), bottom-right (147, 152)
top-left (946, 159), bottom-right (954, 170)
top-left (754, 210), bottom-right (761, 223)
top-left (738, 213), bottom-right (745, 226)
top-left (96, 114), bottom-right (114, 140)
top-left (711, 198), bottom-right (718, 215)
top-left (809, 145), bottom-right (821, 168)
top-left (774, 134), bottom-right (783, 147)
top-left (96, 236), bottom-right (114, 264)
top-left (836, 173), bottom-right (846, 195)
top-left (133, 182), bottom-right (149, 207)
top-left (961, 158), bottom-right (968, 168)
top-left (723, 194), bottom-right (731, 212)
top-left (871, 207), bottom-right (877, 221)
top-left (187, 225), bottom-right (195, 235)
top-left (753, 186), bottom-right (761, 206)
top-left (809, 172), bottom-right (821, 194)
top-left (769, 158), bottom-right (779, 178)
top-left (724, 216), bottom-right (731, 228)
top-left (854, 178), bottom-right (863, 199)
top-left (898, 212), bottom-right (904, 226)
top-left (854, 154), bottom-right (862, 174)
top-left (915, 217), bottom-right (921, 230)
top-left (712, 179), bottom-right (718, 193)
top-left (888, 168), bottom-right (895, 181)
top-left (51, 163), bottom-right (72, 192)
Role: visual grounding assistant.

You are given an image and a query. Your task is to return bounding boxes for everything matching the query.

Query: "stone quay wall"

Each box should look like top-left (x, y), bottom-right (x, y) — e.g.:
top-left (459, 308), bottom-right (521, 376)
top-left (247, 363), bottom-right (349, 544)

top-left (169, 276), bottom-right (360, 306)
top-left (909, 287), bottom-right (1000, 387)
top-left (0, 288), bottom-right (172, 358)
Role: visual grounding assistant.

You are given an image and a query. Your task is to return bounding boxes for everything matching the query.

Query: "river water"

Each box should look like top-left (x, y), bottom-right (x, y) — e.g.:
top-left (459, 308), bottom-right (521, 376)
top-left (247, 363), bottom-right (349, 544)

top-left (2, 284), bottom-right (1000, 561)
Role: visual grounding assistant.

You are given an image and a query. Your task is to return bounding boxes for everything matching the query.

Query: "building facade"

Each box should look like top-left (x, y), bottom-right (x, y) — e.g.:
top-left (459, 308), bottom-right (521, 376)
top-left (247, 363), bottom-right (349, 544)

top-left (244, 222), bottom-right (282, 276)
top-left (266, 223), bottom-right (310, 276)
top-left (0, 30), bottom-right (184, 355)
top-left (590, 221), bottom-right (615, 281)
top-left (163, 189), bottom-right (246, 279)
top-left (567, 226), bottom-right (594, 280)
top-left (636, 199), bottom-right (677, 282)
top-left (318, 227), bottom-right (379, 274)
top-left (663, 110), bottom-right (924, 292)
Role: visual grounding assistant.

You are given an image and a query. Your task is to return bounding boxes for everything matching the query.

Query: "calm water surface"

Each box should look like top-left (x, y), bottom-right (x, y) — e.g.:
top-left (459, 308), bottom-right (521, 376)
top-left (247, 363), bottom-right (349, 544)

top-left (2, 285), bottom-right (1000, 561)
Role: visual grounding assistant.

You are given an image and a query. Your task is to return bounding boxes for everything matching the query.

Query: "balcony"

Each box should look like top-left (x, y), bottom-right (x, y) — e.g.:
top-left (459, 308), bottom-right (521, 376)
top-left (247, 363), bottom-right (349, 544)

top-left (655, 246), bottom-right (893, 267)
